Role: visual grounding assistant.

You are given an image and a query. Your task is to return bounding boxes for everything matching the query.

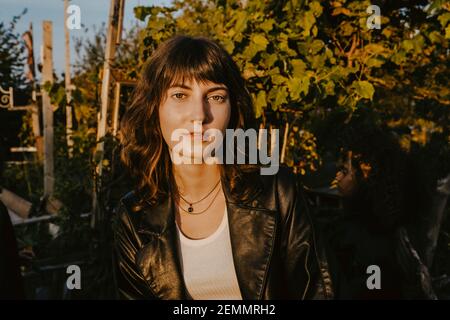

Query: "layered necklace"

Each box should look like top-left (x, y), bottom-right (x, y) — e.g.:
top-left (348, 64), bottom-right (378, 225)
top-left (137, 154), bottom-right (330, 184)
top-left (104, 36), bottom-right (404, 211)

top-left (178, 180), bottom-right (221, 215)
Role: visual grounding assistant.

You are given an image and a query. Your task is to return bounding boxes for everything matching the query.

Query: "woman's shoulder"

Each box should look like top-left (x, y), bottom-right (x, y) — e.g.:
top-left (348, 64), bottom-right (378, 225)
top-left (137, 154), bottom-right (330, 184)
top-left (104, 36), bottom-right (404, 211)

top-left (258, 165), bottom-right (300, 196)
top-left (115, 191), bottom-right (144, 226)
top-left (118, 191), bottom-right (139, 211)
top-left (238, 165), bottom-right (304, 212)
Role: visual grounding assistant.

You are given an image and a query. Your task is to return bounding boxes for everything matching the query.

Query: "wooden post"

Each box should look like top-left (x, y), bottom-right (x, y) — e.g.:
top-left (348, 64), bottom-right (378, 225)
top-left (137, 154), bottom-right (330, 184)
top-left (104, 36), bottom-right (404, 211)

top-left (31, 100), bottom-right (43, 161)
top-left (112, 82), bottom-right (121, 137)
top-left (23, 22), bottom-right (42, 159)
top-left (92, 0), bottom-right (123, 227)
top-left (116, 0), bottom-right (125, 45)
top-left (96, 0), bottom-right (120, 172)
top-left (64, 0), bottom-right (74, 157)
top-left (42, 21), bottom-right (54, 196)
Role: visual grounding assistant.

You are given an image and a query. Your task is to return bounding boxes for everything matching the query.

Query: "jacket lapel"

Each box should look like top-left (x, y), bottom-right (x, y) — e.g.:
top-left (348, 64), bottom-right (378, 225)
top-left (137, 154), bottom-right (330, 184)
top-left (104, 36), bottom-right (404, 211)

top-left (135, 192), bottom-right (188, 299)
top-left (223, 181), bottom-right (278, 300)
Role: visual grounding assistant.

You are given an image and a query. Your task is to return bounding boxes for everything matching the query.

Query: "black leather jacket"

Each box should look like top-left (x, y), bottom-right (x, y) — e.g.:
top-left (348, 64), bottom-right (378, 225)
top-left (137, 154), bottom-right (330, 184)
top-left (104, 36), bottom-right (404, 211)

top-left (113, 167), bottom-right (334, 300)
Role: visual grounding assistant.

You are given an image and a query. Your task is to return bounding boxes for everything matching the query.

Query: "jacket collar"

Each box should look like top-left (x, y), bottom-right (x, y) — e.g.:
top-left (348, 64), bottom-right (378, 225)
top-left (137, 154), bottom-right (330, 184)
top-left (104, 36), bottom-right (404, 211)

top-left (134, 178), bottom-right (277, 300)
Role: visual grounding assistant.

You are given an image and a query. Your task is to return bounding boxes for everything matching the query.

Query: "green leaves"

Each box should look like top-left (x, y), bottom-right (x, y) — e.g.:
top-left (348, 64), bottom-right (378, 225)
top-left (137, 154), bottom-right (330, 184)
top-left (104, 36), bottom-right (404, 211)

top-left (243, 33), bottom-right (269, 59)
top-left (134, 6), bottom-right (152, 21)
top-left (231, 11), bottom-right (248, 36)
top-left (128, 0), bottom-right (449, 179)
top-left (261, 53), bottom-right (278, 68)
top-left (222, 38), bottom-right (235, 54)
top-left (297, 11), bottom-right (316, 37)
top-left (366, 58), bottom-right (385, 68)
top-left (332, 7), bottom-right (352, 16)
top-left (309, 39), bottom-right (325, 54)
top-left (364, 44), bottom-right (387, 55)
top-left (253, 34), bottom-right (269, 49)
top-left (309, 1), bottom-right (323, 17)
top-left (259, 19), bottom-right (275, 33)
top-left (339, 21), bottom-right (355, 36)
top-left (351, 80), bottom-right (375, 100)
top-left (402, 39), bottom-right (414, 51)
top-left (437, 12), bottom-right (450, 28)
top-left (271, 74), bottom-right (287, 85)
top-left (291, 59), bottom-right (307, 76)
top-left (428, 31), bottom-right (444, 44)
top-left (273, 86), bottom-right (289, 110)
top-left (254, 91), bottom-right (267, 118)
top-left (401, 35), bottom-right (426, 53)
top-left (287, 75), bottom-right (310, 100)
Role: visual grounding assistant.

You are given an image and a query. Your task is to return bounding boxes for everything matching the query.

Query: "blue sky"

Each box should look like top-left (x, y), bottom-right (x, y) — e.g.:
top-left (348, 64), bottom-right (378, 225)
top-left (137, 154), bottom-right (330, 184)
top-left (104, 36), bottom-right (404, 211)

top-left (0, 0), bottom-right (171, 78)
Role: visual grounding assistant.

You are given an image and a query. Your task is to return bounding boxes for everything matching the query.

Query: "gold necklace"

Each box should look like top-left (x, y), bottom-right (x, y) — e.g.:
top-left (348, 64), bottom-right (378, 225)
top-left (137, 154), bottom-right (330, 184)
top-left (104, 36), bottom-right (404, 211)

top-left (178, 186), bottom-right (222, 215)
top-left (179, 180), bottom-right (221, 213)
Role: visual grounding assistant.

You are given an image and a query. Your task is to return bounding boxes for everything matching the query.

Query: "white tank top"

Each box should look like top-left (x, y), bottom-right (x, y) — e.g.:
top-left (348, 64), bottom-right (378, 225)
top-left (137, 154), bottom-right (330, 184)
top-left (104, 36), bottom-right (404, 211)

top-left (176, 207), bottom-right (243, 300)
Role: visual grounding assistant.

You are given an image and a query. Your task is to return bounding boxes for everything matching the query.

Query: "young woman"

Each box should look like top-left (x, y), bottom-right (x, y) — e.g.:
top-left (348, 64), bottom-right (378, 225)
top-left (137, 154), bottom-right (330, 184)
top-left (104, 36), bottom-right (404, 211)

top-left (114, 35), bottom-right (333, 300)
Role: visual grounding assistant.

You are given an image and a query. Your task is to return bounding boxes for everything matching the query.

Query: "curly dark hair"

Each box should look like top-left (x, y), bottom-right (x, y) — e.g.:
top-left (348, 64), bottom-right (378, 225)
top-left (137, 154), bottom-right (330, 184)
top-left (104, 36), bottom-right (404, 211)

top-left (119, 35), bottom-right (261, 209)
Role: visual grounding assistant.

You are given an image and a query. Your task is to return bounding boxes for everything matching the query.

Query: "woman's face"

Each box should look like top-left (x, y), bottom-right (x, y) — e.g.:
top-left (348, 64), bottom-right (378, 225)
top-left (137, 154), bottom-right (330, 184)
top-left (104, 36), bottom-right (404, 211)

top-left (159, 79), bottom-right (231, 161)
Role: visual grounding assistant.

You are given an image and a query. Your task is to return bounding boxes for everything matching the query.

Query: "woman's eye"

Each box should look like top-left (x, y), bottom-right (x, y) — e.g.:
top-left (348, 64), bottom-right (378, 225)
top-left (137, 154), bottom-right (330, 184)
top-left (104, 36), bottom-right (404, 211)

top-left (208, 95), bottom-right (225, 103)
top-left (172, 93), bottom-right (186, 100)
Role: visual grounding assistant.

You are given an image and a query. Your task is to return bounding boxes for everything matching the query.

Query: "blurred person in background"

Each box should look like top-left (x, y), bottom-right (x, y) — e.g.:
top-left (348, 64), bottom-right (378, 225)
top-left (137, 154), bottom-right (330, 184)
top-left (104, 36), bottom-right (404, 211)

top-left (328, 117), bottom-right (436, 299)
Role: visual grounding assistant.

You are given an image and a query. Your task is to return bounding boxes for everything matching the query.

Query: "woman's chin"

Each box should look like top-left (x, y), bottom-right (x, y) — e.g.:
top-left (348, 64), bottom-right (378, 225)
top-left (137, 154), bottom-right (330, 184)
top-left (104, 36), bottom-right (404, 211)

top-left (170, 151), bottom-right (205, 164)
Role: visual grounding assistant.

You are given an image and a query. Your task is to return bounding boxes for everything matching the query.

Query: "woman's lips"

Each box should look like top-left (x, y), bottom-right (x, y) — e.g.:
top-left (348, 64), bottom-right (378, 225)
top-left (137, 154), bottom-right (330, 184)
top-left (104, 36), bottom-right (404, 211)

top-left (184, 132), bottom-right (209, 141)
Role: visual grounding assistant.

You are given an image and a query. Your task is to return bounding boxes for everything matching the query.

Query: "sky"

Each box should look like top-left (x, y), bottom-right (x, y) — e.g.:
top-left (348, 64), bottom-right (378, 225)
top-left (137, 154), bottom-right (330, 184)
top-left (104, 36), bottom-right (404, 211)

top-left (0, 0), bottom-right (171, 78)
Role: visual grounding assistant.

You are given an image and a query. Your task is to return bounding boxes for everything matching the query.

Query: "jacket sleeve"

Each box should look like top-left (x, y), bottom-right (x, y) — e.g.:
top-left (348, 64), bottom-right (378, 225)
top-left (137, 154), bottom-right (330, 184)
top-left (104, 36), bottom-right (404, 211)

top-left (277, 168), bottom-right (334, 300)
top-left (113, 202), bottom-right (156, 300)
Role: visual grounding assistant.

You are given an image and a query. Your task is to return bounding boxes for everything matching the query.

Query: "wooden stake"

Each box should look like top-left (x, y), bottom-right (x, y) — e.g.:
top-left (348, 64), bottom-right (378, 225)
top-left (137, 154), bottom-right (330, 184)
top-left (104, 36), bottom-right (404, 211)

top-left (23, 22), bottom-right (42, 160)
top-left (92, 0), bottom-right (122, 227)
top-left (64, 0), bottom-right (74, 157)
top-left (116, 0), bottom-right (125, 45)
top-left (42, 21), bottom-right (54, 197)
top-left (112, 82), bottom-right (121, 137)
top-left (96, 0), bottom-right (120, 172)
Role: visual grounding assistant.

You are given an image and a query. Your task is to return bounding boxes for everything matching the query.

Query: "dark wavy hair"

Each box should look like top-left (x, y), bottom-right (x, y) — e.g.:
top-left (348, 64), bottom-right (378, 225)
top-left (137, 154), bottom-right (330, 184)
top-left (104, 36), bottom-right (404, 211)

top-left (120, 35), bottom-right (260, 209)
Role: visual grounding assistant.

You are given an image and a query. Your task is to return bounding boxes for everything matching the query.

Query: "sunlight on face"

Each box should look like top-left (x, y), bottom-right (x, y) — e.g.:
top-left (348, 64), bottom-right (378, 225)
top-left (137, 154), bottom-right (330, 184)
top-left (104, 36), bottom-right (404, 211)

top-left (159, 79), bottom-right (231, 163)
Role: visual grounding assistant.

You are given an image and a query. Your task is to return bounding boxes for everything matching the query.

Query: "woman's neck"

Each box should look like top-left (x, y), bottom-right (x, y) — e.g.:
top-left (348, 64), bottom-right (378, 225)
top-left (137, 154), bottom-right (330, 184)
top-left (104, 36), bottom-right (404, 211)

top-left (172, 163), bottom-right (221, 198)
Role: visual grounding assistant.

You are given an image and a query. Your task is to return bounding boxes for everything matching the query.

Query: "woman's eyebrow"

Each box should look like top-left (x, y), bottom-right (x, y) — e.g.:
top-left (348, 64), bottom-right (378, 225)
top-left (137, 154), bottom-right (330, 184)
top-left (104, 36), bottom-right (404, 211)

top-left (169, 83), bottom-right (228, 93)
top-left (206, 86), bottom-right (228, 93)
top-left (169, 83), bottom-right (191, 90)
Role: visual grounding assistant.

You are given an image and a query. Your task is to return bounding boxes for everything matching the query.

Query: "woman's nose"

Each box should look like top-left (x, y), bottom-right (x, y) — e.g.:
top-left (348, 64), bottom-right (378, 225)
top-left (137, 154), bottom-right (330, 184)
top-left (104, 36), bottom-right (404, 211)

top-left (189, 96), bottom-right (207, 124)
